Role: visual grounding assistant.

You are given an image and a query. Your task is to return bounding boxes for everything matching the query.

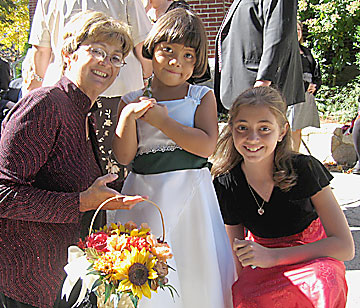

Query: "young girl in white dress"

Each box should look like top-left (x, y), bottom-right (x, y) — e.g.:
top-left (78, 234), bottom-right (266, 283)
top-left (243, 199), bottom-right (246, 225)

top-left (108, 8), bottom-right (235, 308)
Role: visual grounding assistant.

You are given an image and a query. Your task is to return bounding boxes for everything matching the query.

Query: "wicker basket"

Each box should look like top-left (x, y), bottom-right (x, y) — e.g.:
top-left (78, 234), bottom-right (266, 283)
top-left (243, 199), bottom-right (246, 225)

top-left (89, 196), bottom-right (166, 308)
top-left (97, 284), bottom-right (134, 308)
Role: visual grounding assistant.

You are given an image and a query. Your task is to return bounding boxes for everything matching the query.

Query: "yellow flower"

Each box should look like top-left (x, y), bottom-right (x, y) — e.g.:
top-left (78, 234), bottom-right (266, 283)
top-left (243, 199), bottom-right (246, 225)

top-left (93, 251), bottom-right (124, 283)
top-left (114, 247), bottom-right (158, 299)
top-left (110, 223), bottom-right (128, 235)
top-left (107, 234), bottom-right (127, 252)
top-left (130, 228), bottom-right (151, 238)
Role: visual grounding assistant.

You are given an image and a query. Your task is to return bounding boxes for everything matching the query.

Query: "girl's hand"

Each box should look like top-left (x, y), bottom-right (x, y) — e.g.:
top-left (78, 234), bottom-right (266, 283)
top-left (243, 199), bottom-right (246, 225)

top-left (121, 97), bottom-right (155, 120)
top-left (233, 238), bottom-right (277, 268)
top-left (142, 103), bottom-right (169, 128)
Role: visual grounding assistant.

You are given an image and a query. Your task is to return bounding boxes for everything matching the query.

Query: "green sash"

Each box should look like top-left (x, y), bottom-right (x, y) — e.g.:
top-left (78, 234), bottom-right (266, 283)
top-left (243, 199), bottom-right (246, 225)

top-left (132, 149), bottom-right (208, 175)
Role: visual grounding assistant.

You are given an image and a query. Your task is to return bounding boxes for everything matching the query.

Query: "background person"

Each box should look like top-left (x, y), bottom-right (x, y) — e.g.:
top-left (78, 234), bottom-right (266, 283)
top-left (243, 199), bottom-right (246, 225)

top-left (146, 0), bottom-right (190, 23)
top-left (25, 0), bottom-right (153, 190)
top-left (0, 57), bottom-right (10, 92)
top-left (0, 11), bottom-right (143, 308)
top-left (212, 86), bottom-right (354, 307)
top-left (287, 20), bottom-right (322, 151)
top-left (214, 0), bottom-right (304, 113)
top-left (0, 57), bottom-right (13, 124)
top-left (353, 109), bottom-right (360, 175)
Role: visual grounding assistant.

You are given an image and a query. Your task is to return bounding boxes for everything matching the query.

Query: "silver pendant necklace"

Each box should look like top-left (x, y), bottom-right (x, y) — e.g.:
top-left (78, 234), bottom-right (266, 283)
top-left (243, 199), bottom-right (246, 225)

top-left (247, 183), bottom-right (265, 215)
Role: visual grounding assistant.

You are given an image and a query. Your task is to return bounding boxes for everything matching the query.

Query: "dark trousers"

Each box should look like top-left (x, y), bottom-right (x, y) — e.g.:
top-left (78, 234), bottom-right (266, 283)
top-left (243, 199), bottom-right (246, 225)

top-left (353, 116), bottom-right (360, 165)
top-left (1, 279), bottom-right (97, 308)
top-left (0, 293), bottom-right (37, 308)
top-left (92, 96), bottom-right (125, 192)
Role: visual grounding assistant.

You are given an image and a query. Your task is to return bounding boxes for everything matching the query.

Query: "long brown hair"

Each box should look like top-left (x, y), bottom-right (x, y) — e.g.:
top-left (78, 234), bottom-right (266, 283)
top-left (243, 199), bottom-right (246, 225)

top-left (211, 87), bottom-right (297, 191)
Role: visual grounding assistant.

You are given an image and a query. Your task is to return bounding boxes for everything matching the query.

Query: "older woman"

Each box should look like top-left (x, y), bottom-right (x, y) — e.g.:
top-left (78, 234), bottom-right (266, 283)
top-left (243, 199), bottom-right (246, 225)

top-left (0, 11), bottom-right (143, 308)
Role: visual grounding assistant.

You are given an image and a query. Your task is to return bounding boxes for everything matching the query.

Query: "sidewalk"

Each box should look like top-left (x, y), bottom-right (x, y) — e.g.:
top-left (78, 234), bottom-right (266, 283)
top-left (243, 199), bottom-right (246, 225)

top-left (299, 123), bottom-right (360, 308)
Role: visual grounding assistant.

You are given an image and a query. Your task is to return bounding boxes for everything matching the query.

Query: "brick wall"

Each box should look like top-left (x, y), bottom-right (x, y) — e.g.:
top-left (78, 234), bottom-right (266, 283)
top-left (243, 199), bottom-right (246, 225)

top-left (27, 0), bottom-right (230, 58)
top-left (28, 0), bottom-right (38, 26)
top-left (189, 0), bottom-right (232, 58)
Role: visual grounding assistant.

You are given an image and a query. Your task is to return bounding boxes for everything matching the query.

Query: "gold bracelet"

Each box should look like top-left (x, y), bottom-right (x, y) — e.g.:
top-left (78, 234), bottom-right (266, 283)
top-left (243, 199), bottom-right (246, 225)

top-left (34, 73), bottom-right (44, 82)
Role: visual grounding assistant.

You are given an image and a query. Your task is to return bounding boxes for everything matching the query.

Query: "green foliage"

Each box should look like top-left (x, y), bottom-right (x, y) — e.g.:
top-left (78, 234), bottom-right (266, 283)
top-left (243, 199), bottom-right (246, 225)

top-left (298, 0), bottom-right (360, 86)
top-left (299, 1), bottom-right (360, 123)
top-left (316, 76), bottom-right (360, 123)
top-left (0, 0), bottom-right (16, 23)
top-left (0, 0), bottom-right (29, 61)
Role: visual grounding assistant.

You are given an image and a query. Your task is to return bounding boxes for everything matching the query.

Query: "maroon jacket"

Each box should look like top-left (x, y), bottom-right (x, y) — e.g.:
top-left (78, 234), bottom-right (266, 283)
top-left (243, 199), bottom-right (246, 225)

top-left (0, 77), bottom-right (102, 307)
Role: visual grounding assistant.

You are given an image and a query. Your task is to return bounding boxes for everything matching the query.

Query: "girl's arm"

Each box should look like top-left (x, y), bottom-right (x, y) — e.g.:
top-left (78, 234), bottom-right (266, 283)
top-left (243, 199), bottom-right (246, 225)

top-left (234, 186), bottom-right (355, 268)
top-left (142, 90), bottom-right (218, 158)
top-left (112, 98), bottom-right (154, 165)
top-left (225, 224), bottom-right (245, 277)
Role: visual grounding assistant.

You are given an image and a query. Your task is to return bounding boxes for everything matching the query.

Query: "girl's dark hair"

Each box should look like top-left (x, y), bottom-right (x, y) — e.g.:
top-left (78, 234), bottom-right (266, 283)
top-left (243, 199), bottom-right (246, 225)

top-left (211, 86), bottom-right (297, 191)
top-left (142, 8), bottom-right (208, 78)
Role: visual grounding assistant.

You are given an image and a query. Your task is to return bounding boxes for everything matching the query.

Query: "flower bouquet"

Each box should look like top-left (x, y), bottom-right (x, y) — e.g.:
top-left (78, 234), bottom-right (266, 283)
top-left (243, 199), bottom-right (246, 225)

top-left (61, 197), bottom-right (177, 308)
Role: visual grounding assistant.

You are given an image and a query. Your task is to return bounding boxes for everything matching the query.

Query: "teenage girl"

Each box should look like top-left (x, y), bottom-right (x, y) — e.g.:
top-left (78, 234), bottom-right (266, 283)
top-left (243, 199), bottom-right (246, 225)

top-left (212, 86), bottom-right (354, 308)
top-left (109, 8), bottom-right (235, 308)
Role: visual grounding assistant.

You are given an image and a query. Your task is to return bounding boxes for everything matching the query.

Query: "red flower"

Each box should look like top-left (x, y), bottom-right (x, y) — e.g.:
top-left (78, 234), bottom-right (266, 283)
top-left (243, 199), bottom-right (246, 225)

top-left (77, 238), bottom-right (86, 250)
top-left (86, 232), bottom-right (109, 252)
top-left (125, 236), bottom-right (151, 252)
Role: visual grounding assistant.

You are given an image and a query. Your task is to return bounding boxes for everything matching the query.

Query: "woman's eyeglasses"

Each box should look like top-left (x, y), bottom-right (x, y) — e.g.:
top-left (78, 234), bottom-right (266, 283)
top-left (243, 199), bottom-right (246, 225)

top-left (88, 47), bottom-right (126, 68)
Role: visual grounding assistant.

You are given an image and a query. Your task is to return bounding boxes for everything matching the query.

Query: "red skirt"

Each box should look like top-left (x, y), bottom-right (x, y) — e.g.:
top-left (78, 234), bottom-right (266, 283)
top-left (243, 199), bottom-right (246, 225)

top-left (232, 219), bottom-right (347, 308)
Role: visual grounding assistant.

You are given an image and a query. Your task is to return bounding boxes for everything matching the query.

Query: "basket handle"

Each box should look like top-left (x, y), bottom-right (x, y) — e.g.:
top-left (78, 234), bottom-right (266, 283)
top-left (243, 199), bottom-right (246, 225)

top-left (88, 197), bottom-right (166, 241)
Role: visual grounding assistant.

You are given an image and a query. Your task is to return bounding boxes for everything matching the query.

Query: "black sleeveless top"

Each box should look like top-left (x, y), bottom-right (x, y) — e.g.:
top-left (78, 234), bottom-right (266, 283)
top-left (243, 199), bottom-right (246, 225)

top-left (213, 154), bottom-right (333, 238)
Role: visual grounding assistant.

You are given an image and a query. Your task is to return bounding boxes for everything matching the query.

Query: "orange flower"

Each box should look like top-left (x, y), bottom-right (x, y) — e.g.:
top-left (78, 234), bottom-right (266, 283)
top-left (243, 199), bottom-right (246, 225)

top-left (151, 243), bottom-right (173, 262)
top-left (125, 221), bottom-right (137, 231)
top-left (146, 235), bottom-right (173, 262)
top-left (93, 251), bottom-right (119, 274)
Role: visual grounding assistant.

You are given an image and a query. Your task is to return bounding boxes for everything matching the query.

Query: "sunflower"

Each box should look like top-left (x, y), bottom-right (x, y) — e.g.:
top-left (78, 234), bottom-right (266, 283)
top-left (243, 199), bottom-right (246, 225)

top-left (114, 247), bottom-right (158, 299)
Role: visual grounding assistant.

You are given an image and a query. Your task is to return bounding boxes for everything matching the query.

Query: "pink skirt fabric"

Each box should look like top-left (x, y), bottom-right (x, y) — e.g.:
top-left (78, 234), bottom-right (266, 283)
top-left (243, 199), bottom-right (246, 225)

top-left (232, 219), bottom-right (347, 308)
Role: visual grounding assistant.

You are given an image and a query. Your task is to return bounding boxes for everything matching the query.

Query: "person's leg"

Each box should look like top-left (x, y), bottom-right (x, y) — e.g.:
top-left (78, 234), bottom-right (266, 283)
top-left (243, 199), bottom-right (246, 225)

top-left (53, 278), bottom-right (97, 308)
top-left (92, 96), bottom-right (125, 191)
top-left (292, 129), bottom-right (302, 152)
top-left (0, 292), bottom-right (38, 308)
top-left (352, 116), bottom-right (360, 174)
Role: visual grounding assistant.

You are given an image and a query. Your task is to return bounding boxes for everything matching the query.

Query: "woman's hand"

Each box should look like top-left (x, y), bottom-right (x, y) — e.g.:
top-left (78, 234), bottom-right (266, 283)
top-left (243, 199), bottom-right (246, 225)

top-left (79, 174), bottom-right (144, 212)
top-left (233, 238), bottom-right (277, 268)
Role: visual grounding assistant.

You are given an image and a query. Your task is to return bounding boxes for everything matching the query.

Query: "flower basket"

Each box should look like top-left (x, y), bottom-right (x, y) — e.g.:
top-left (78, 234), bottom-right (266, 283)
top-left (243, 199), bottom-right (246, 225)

top-left (61, 197), bottom-right (177, 308)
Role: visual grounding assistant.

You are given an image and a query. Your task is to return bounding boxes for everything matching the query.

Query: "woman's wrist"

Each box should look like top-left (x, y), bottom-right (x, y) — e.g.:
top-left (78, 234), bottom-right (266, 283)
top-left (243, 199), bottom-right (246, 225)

top-left (79, 190), bottom-right (92, 212)
top-left (33, 73), bottom-right (44, 82)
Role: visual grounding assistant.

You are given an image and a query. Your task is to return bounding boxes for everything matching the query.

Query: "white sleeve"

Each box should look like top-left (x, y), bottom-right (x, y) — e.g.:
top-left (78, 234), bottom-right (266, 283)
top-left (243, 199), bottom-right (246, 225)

top-left (28, 0), bottom-right (51, 47)
top-left (126, 0), bottom-right (152, 46)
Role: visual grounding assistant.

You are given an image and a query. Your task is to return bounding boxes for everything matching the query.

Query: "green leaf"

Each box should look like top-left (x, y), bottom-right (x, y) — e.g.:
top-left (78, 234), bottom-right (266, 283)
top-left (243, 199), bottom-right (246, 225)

top-left (104, 283), bottom-right (112, 304)
top-left (160, 284), bottom-right (179, 301)
top-left (87, 270), bottom-right (104, 276)
top-left (129, 294), bottom-right (139, 308)
top-left (91, 278), bottom-right (103, 291)
top-left (85, 247), bottom-right (102, 261)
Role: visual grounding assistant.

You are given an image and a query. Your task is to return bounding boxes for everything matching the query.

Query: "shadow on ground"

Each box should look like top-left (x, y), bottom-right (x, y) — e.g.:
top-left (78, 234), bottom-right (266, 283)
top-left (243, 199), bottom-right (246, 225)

top-left (344, 205), bottom-right (360, 270)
